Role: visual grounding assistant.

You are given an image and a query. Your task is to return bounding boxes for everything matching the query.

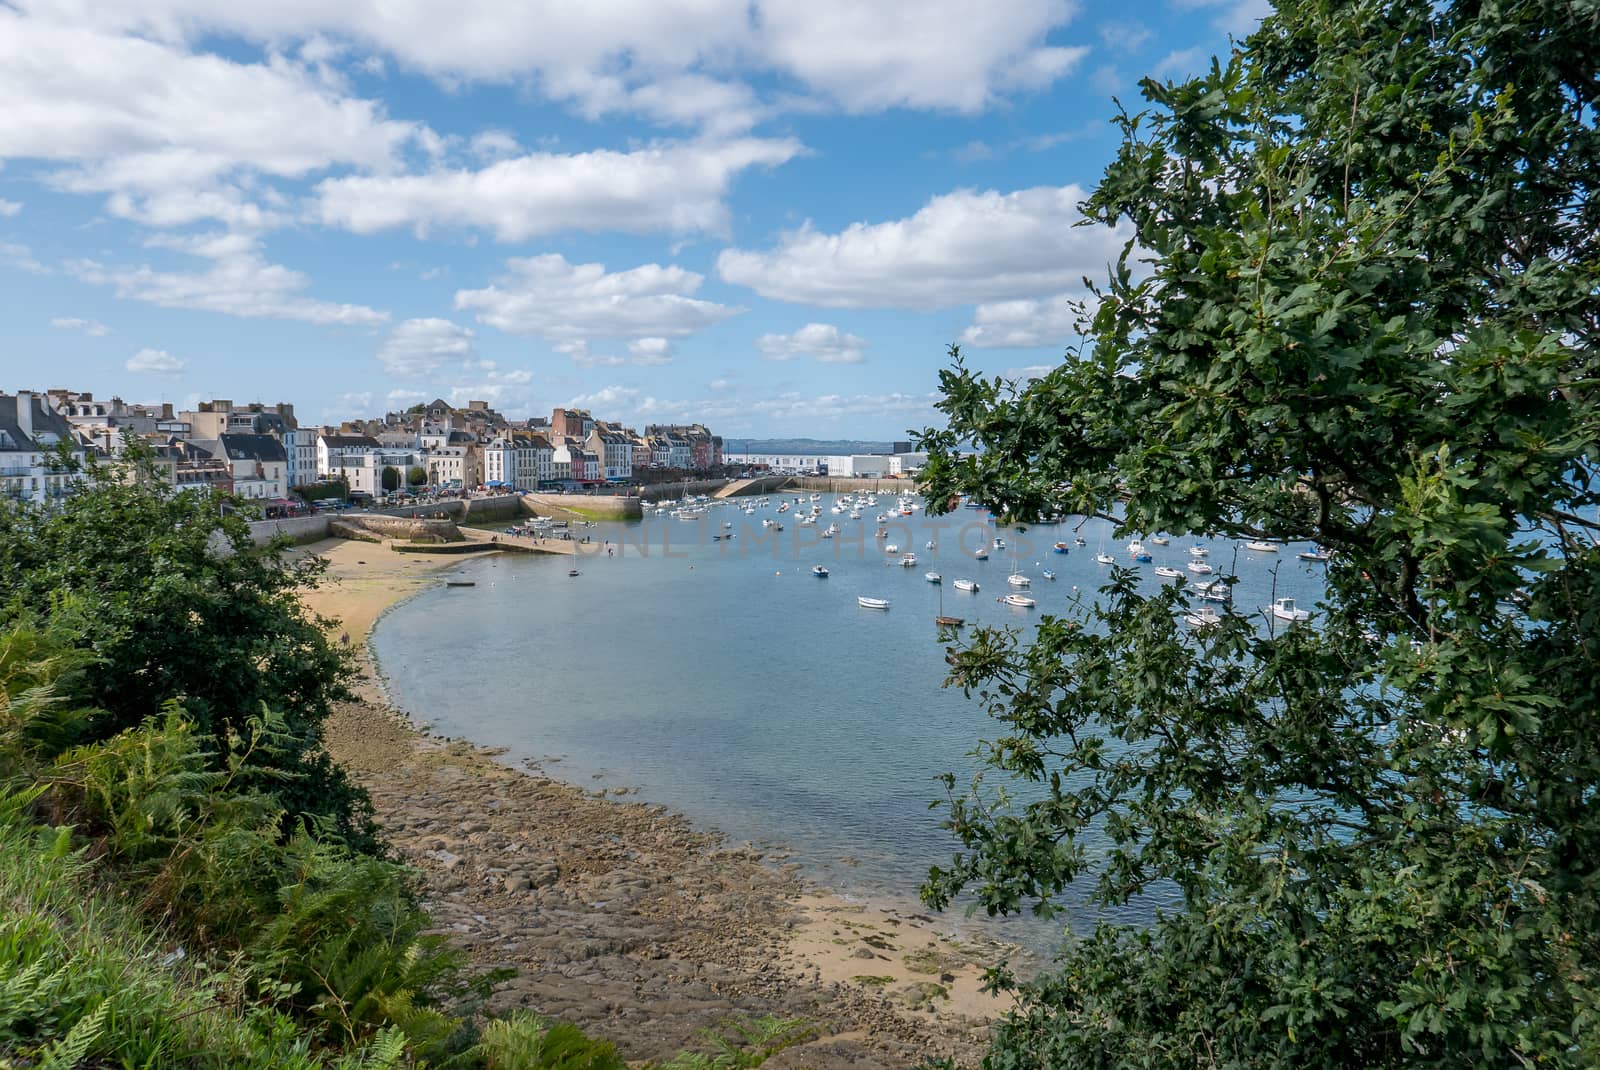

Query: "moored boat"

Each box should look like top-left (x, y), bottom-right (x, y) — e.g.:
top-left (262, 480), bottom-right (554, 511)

top-left (1053, 541), bottom-right (1070, 553)
top-left (857, 596), bottom-right (891, 610)
top-left (1007, 573), bottom-right (1031, 587)
top-left (1184, 606), bottom-right (1224, 629)
top-left (1095, 552), bottom-right (1116, 565)
top-left (953, 579), bottom-right (979, 592)
top-left (1245, 540), bottom-right (1278, 552)
top-left (1002, 593), bottom-right (1036, 608)
top-left (925, 571), bottom-right (942, 584)
top-left (935, 615), bottom-right (965, 627)
top-left (1041, 570), bottom-right (1056, 580)
top-left (812, 565), bottom-right (829, 577)
top-left (1298, 547), bottom-right (1333, 562)
top-left (1154, 565), bottom-right (1183, 579)
top-left (1189, 546), bottom-right (1210, 557)
top-left (1268, 596), bottom-right (1311, 622)
top-left (1187, 560), bottom-right (1214, 575)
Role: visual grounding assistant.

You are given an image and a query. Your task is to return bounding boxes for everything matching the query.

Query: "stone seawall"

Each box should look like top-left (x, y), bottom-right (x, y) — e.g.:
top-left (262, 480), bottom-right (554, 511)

top-left (243, 493), bottom-right (527, 546)
top-left (331, 515), bottom-right (462, 542)
top-left (521, 493), bottom-right (643, 521)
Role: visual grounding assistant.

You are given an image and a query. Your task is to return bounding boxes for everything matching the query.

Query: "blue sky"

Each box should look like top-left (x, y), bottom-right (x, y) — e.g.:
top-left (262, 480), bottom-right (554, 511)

top-left (0, 0), bottom-right (1266, 437)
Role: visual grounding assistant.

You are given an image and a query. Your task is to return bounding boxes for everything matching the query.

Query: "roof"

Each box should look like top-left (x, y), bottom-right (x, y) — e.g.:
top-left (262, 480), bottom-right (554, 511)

top-left (218, 433), bottom-right (287, 464)
top-left (0, 392), bottom-right (78, 453)
top-left (320, 434), bottom-right (381, 449)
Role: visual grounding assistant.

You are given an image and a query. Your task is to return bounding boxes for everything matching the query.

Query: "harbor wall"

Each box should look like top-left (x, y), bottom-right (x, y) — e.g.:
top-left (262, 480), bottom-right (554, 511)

top-left (242, 493), bottom-right (527, 546)
top-left (637, 479), bottom-right (732, 502)
top-left (521, 493), bottom-right (643, 521)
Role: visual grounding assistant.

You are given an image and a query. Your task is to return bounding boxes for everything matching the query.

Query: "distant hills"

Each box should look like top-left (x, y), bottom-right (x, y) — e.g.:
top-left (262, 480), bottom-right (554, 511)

top-left (723, 438), bottom-right (908, 455)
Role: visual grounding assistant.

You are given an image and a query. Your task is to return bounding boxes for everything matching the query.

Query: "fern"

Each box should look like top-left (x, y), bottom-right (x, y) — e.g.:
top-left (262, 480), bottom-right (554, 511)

top-left (36, 996), bottom-right (110, 1069)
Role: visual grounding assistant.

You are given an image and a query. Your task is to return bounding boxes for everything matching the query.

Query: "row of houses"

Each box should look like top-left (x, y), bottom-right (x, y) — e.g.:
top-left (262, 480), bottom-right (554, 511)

top-left (1, 390), bottom-right (727, 505)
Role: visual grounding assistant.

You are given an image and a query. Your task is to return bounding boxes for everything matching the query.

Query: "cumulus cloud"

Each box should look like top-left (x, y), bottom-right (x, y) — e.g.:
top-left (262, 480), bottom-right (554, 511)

top-left (756, 323), bottom-right (867, 364)
top-left (456, 254), bottom-right (739, 341)
top-left (960, 293), bottom-right (1093, 348)
top-left (718, 184), bottom-right (1133, 309)
top-left (69, 231), bottom-right (388, 326)
top-left (126, 347), bottom-right (186, 374)
top-left (0, 10), bottom-right (427, 227)
top-left (378, 317), bottom-right (475, 375)
top-left (0, 199), bottom-right (20, 216)
top-left (626, 337), bottom-right (673, 366)
top-left (35, 1), bottom-right (1091, 119)
top-left (315, 138), bottom-right (800, 241)
top-left (50, 316), bottom-right (112, 336)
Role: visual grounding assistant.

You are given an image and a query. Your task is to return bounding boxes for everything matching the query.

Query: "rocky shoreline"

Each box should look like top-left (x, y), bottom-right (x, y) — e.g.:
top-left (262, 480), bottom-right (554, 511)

top-left (304, 539), bottom-right (1006, 1067)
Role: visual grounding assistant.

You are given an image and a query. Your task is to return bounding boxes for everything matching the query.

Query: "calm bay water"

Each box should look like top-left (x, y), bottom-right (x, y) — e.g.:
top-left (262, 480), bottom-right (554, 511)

top-left (371, 492), bottom-right (1329, 949)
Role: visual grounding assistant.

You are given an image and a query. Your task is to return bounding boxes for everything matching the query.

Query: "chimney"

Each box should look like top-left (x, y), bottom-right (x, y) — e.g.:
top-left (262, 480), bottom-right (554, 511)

top-left (15, 391), bottom-right (34, 441)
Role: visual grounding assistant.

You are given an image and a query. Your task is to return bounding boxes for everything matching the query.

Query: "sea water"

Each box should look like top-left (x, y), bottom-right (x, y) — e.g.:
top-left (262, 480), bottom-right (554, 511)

top-left (371, 494), bottom-right (1328, 950)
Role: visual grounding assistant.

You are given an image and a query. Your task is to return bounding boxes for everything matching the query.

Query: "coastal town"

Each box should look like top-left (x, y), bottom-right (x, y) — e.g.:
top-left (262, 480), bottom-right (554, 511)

top-left (0, 388), bottom-right (732, 508)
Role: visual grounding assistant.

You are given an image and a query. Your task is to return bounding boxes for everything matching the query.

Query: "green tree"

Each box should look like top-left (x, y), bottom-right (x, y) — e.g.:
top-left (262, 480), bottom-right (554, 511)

top-left (0, 452), bottom-right (374, 848)
top-left (407, 466), bottom-right (427, 487)
top-left (917, 1), bottom-right (1599, 1066)
top-left (381, 466), bottom-right (401, 493)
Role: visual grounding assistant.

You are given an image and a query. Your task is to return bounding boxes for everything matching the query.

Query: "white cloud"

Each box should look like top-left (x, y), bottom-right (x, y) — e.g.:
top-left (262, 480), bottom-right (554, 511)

top-left (755, 0), bottom-right (1087, 112)
top-left (315, 137), bottom-right (800, 241)
top-left (1152, 46), bottom-right (1207, 80)
top-left (0, 241), bottom-right (47, 274)
top-left (1003, 363), bottom-right (1057, 381)
top-left (0, 199), bottom-right (19, 216)
top-left (50, 316), bottom-right (112, 336)
top-left (1173, 0), bottom-right (1272, 36)
top-left (378, 317), bottom-right (475, 375)
top-left (126, 347), bottom-right (186, 374)
top-left (70, 231), bottom-right (388, 326)
top-left (0, 10), bottom-right (428, 227)
top-left (718, 184), bottom-right (1133, 309)
top-left (35, 1), bottom-right (1091, 119)
top-left (626, 337), bottom-right (674, 366)
top-left (456, 254), bottom-right (740, 341)
top-left (960, 293), bottom-right (1092, 348)
top-left (708, 377), bottom-right (733, 391)
top-left (1097, 21), bottom-right (1152, 51)
top-left (756, 323), bottom-right (868, 364)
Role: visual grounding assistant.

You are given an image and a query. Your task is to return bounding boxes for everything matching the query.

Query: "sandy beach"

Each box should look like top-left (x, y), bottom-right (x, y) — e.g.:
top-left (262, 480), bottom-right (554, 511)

top-left (297, 537), bottom-right (1012, 1067)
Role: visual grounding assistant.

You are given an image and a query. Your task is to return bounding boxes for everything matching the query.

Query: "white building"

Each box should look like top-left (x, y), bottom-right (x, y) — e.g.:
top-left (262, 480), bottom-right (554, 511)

top-left (207, 433), bottom-right (289, 500)
top-left (283, 427), bottom-right (322, 490)
top-left (483, 432), bottom-right (551, 490)
top-left (315, 433), bottom-right (383, 479)
top-left (586, 429), bottom-right (633, 481)
top-left (0, 391), bottom-right (89, 503)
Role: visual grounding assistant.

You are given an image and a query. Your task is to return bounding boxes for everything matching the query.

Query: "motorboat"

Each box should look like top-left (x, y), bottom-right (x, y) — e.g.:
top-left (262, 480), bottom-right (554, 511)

top-left (1298, 548), bottom-right (1333, 562)
top-left (1126, 541), bottom-right (1145, 555)
top-left (1189, 546), bottom-right (1210, 557)
top-left (1187, 561), bottom-right (1214, 575)
top-left (568, 569), bottom-right (580, 577)
top-left (994, 536), bottom-right (1007, 550)
top-left (925, 540), bottom-right (938, 550)
top-left (1196, 580), bottom-right (1233, 603)
top-left (1074, 537), bottom-right (1086, 546)
top-left (849, 511), bottom-right (862, 519)
top-left (1095, 552), bottom-right (1116, 565)
top-left (1008, 573), bottom-right (1031, 588)
top-left (1151, 536), bottom-right (1170, 546)
top-left (973, 547), bottom-right (989, 560)
top-left (1184, 606), bottom-right (1224, 629)
top-left (1268, 596), bottom-right (1311, 622)
top-left (925, 572), bottom-right (942, 584)
top-left (1053, 542), bottom-right (1070, 553)
top-left (900, 554), bottom-right (918, 567)
top-left (1154, 566), bottom-right (1184, 579)
top-left (1245, 540), bottom-right (1279, 552)
top-left (1002, 593), bottom-right (1036, 608)
top-left (1041, 570), bottom-right (1056, 580)
top-left (858, 596), bottom-right (891, 610)
top-left (812, 565), bottom-right (830, 577)
top-left (820, 529), bottom-right (834, 539)
top-left (953, 579), bottom-right (979, 593)
top-left (762, 518), bottom-right (777, 528)
top-left (885, 544), bottom-right (900, 554)
top-left (875, 528), bottom-right (889, 539)
top-left (1134, 552), bottom-right (1153, 563)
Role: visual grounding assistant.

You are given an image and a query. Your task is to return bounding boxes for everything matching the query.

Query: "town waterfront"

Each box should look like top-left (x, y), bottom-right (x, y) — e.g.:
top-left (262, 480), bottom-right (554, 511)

top-left (372, 493), bottom-right (1331, 948)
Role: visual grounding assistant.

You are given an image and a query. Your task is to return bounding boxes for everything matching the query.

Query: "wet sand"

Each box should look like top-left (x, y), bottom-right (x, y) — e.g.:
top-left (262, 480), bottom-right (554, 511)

top-left (297, 537), bottom-right (1011, 1067)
